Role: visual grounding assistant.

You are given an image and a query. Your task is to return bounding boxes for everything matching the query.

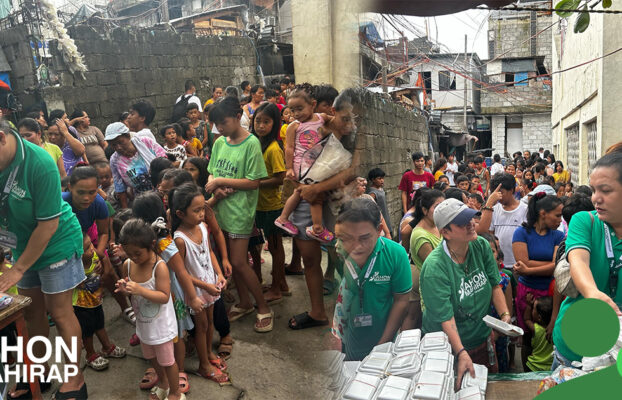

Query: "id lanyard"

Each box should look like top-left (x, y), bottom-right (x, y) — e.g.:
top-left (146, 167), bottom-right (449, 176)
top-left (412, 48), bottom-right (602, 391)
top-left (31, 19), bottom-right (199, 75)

top-left (345, 253), bottom-right (379, 312)
top-left (0, 165), bottom-right (19, 230)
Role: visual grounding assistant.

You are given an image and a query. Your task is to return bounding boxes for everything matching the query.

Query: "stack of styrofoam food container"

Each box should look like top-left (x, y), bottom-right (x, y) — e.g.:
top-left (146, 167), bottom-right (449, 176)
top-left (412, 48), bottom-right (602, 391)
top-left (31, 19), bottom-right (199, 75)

top-left (386, 351), bottom-right (422, 379)
top-left (357, 352), bottom-right (393, 376)
top-left (372, 375), bottom-right (413, 400)
top-left (392, 329), bottom-right (422, 354)
top-left (608, 316), bottom-right (622, 361)
top-left (460, 363), bottom-right (487, 395)
top-left (455, 386), bottom-right (484, 400)
top-left (420, 331), bottom-right (452, 354)
top-left (340, 372), bottom-right (382, 400)
top-left (319, 350), bottom-right (347, 396)
top-left (412, 370), bottom-right (454, 400)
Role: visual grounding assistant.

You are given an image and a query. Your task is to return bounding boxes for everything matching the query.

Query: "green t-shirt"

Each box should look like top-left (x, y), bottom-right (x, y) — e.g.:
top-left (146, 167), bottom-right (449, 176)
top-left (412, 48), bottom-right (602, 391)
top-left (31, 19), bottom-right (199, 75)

top-left (207, 134), bottom-right (268, 235)
top-left (0, 131), bottom-right (83, 271)
top-left (553, 211), bottom-right (622, 362)
top-left (410, 227), bottom-right (442, 271)
top-left (420, 236), bottom-right (501, 350)
top-left (340, 237), bottom-right (412, 360)
top-left (527, 323), bottom-right (554, 371)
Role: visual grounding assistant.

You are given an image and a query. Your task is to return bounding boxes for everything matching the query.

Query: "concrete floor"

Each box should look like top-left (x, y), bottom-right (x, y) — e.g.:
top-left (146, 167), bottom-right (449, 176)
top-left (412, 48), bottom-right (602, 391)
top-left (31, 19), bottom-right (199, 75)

top-left (23, 237), bottom-right (336, 400)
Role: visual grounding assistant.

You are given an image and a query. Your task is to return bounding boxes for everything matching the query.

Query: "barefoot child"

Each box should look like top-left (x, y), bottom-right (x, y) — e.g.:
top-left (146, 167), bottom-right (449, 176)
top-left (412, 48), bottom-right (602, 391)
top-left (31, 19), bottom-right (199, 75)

top-left (251, 103), bottom-right (290, 303)
top-left (274, 84), bottom-right (336, 243)
top-left (116, 219), bottom-right (184, 400)
top-left (171, 183), bottom-right (231, 385)
top-left (74, 235), bottom-right (127, 371)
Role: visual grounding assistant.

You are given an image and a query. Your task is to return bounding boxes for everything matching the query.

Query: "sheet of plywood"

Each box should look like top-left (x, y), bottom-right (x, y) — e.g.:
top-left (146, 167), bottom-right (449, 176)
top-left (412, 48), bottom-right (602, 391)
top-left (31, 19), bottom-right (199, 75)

top-left (487, 380), bottom-right (540, 400)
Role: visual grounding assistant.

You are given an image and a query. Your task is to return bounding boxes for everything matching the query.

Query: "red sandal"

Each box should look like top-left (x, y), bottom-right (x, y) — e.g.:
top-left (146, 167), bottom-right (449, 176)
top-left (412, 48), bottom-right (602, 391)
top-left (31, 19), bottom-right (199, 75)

top-left (195, 368), bottom-right (232, 386)
top-left (178, 372), bottom-right (190, 394)
top-left (209, 357), bottom-right (227, 371)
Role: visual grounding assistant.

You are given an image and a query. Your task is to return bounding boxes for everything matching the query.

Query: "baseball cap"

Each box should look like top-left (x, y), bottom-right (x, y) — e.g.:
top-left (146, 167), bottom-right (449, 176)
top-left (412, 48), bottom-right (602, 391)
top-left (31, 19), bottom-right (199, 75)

top-left (433, 198), bottom-right (480, 230)
top-left (104, 122), bottom-right (130, 141)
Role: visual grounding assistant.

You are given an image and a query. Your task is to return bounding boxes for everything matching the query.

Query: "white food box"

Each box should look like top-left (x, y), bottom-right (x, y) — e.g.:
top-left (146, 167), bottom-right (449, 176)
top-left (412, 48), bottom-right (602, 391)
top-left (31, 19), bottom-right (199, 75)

top-left (372, 376), bottom-right (413, 400)
top-left (482, 315), bottom-right (523, 337)
top-left (420, 332), bottom-right (451, 353)
top-left (455, 386), bottom-right (484, 400)
top-left (422, 351), bottom-right (454, 375)
top-left (386, 351), bottom-right (422, 378)
top-left (357, 353), bottom-right (392, 376)
top-left (460, 363), bottom-right (487, 394)
top-left (342, 373), bottom-right (382, 400)
top-left (371, 342), bottom-right (394, 355)
top-left (412, 370), bottom-right (448, 400)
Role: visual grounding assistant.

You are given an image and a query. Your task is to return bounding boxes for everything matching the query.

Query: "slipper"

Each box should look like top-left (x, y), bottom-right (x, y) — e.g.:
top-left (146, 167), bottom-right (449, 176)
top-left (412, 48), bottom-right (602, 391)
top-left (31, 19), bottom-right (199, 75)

top-left (209, 357), bottom-right (227, 371)
top-left (166, 394), bottom-right (186, 400)
top-left (149, 386), bottom-right (169, 400)
top-left (281, 289), bottom-right (293, 296)
top-left (140, 368), bottom-right (159, 390)
top-left (130, 333), bottom-right (140, 346)
top-left (123, 307), bottom-right (136, 325)
top-left (285, 267), bottom-right (304, 276)
top-left (194, 368), bottom-right (232, 386)
top-left (323, 279), bottom-right (337, 296)
top-left (254, 310), bottom-right (274, 333)
top-left (288, 311), bottom-right (329, 330)
top-left (264, 296), bottom-right (283, 306)
top-left (178, 372), bottom-right (190, 394)
top-left (8, 381), bottom-right (52, 399)
top-left (217, 341), bottom-right (233, 360)
top-left (274, 219), bottom-right (299, 235)
top-left (53, 383), bottom-right (88, 400)
top-left (227, 305), bottom-right (254, 322)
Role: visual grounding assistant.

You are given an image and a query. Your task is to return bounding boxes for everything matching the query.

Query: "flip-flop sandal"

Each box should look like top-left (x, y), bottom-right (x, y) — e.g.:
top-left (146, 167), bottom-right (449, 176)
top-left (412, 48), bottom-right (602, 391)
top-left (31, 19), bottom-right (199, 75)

top-left (130, 333), bottom-right (140, 346)
top-left (140, 368), bottom-right (159, 390)
top-left (53, 383), bottom-right (88, 400)
top-left (209, 357), bottom-right (227, 371)
top-left (227, 305), bottom-right (254, 322)
top-left (288, 311), bottom-right (329, 330)
top-left (254, 310), bottom-right (274, 333)
top-left (149, 386), bottom-right (169, 400)
top-left (323, 279), bottom-right (337, 296)
top-left (264, 296), bottom-right (283, 306)
top-left (8, 381), bottom-right (52, 399)
top-left (285, 267), bottom-right (304, 275)
top-left (217, 341), bottom-right (233, 360)
top-left (178, 372), bottom-right (190, 394)
top-left (194, 368), bottom-right (232, 386)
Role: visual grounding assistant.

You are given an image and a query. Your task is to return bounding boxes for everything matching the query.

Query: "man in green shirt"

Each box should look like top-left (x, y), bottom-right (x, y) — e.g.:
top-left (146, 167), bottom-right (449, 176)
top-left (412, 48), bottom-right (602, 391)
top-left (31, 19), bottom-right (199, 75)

top-left (421, 198), bottom-right (510, 387)
top-left (332, 198), bottom-right (412, 360)
top-left (0, 120), bottom-right (87, 398)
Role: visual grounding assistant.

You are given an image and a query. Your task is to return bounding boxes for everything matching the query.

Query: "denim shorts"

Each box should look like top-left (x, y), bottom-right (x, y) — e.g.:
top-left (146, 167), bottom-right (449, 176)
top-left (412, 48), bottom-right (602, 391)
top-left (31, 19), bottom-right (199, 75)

top-left (551, 346), bottom-right (574, 371)
top-left (17, 254), bottom-right (86, 294)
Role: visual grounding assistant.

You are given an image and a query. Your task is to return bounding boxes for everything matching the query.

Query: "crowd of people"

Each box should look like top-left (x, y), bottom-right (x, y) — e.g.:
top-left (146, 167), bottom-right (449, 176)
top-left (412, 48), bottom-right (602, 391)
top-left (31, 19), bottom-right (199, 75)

top-left (1, 73), bottom-right (622, 399)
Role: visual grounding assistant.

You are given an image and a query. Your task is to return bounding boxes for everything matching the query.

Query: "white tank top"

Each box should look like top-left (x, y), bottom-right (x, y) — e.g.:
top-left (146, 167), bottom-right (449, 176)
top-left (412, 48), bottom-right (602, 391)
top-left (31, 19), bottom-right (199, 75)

top-left (126, 258), bottom-right (178, 345)
top-left (173, 223), bottom-right (218, 299)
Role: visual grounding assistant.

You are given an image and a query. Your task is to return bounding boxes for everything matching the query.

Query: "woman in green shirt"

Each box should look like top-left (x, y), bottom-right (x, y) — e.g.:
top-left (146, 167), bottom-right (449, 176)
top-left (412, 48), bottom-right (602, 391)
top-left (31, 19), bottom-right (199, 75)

top-left (402, 188), bottom-right (444, 330)
top-left (552, 152), bottom-right (622, 369)
top-left (420, 198), bottom-right (511, 388)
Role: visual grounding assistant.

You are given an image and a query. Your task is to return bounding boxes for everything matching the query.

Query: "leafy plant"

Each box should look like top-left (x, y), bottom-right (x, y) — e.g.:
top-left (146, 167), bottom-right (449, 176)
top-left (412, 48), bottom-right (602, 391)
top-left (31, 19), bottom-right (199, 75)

top-left (555, 0), bottom-right (613, 33)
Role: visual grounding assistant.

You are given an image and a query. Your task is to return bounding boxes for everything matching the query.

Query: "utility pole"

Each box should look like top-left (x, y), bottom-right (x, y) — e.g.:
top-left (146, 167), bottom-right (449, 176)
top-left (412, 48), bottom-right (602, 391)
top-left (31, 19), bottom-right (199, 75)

top-left (463, 34), bottom-right (469, 153)
top-left (381, 57), bottom-right (388, 94)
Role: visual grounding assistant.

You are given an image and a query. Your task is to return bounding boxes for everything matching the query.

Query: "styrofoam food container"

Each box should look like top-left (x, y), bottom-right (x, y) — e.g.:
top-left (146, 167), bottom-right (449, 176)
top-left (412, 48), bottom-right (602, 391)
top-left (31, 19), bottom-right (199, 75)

top-left (460, 363), bottom-right (487, 394)
top-left (358, 353), bottom-right (392, 375)
top-left (372, 375), bottom-right (412, 400)
top-left (386, 352), bottom-right (422, 378)
top-left (371, 342), bottom-right (394, 354)
top-left (482, 315), bottom-right (524, 337)
top-left (456, 385), bottom-right (484, 400)
top-left (342, 373), bottom-right (381, 400)
top-left (412, 370), bottom-right (448, 400)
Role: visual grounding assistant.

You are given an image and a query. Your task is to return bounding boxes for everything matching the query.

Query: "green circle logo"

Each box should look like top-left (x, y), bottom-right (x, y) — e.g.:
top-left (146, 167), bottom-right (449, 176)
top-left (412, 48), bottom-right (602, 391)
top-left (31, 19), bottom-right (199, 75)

top-left (561, 298), bottom-right (619, 357)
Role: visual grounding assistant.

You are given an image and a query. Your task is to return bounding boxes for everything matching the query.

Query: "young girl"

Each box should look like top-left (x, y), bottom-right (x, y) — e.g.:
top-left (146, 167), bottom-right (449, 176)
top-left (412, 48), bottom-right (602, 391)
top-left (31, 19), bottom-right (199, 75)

top-left (115, 219), bottom-right (184, 400)
top-left (273, 85), bottom-right (336, 243)
top-left (206, 96), bottom-right (274, 332)
top-left (178, 119), bottom-right (202, 157)
top-left (171, 183), bottom-right (231, 385)
top-left (161, 125), bottom-right (187, 166)
top-left (132, 192), bottom-right (204, 393)
top-left (280, 106), bottom-right (292, 147)
top-left (251, 103), bottom-right (290, 303)
top-left (173, 122), bottom-right (197, 157)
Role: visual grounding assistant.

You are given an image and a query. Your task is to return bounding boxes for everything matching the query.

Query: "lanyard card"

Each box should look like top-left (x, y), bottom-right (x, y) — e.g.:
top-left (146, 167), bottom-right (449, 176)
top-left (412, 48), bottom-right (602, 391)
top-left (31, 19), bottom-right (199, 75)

top-left (0, 229), bottom-right (17, 249)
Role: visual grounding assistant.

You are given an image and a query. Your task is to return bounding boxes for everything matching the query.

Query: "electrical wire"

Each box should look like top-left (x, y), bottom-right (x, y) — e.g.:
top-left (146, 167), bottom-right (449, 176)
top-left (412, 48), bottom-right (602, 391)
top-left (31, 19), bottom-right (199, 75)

top-left (475, 5), bottom-right (622, 13)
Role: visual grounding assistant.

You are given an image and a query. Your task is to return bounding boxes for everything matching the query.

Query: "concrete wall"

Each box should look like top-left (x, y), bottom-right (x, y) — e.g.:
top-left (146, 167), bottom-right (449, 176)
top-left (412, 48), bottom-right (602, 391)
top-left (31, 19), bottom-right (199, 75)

top-left (523, 113), bottom-right (552, 151)
top-left (481, 84), bottom-right (551, 114)
top-left (356, 90), bottom-right (428, 234)
top-left (0, 25), bottom-right (37, 97)
top-left (291, 0), bottom-right (364, 91)
top-left (491, 115), bottom-right (506, 155)
top-left (550, 3), bottom-right (622, 185)
top-left (1, 25), bottom-right (258, 135)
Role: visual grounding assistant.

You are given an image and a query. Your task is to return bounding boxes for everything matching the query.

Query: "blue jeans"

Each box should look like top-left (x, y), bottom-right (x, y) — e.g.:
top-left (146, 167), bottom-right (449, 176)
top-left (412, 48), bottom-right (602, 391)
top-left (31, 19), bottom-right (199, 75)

top-left (551, 346), bottom-right (574, 371)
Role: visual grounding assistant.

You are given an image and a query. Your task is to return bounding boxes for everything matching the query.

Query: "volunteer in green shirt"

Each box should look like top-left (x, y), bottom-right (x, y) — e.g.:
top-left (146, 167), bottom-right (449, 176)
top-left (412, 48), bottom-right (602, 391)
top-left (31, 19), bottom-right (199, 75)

top-left (332, 198), bottom-right (412, 361)
top-left (552, 152), bottom-right (622, 369)
top-left (0, 120), bottom-right (87, 399)
top-left (421, 198), bottom-right (511, 387)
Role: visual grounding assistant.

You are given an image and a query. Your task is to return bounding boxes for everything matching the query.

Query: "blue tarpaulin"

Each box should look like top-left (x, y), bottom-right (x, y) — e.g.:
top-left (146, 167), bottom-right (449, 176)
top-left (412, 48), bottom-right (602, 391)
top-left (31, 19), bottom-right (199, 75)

top-left (359, 22), bottom-right (384, 48)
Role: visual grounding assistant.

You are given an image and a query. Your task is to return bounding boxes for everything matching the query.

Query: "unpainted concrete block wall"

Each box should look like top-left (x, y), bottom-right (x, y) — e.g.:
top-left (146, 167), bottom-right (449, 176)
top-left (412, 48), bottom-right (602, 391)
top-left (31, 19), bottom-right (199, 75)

top-left (43, 25), bottom-right (258, 135)
top-left (0, 26), bottom-right (37, 97)
top-left (356, 91), bottom-right (428, 235)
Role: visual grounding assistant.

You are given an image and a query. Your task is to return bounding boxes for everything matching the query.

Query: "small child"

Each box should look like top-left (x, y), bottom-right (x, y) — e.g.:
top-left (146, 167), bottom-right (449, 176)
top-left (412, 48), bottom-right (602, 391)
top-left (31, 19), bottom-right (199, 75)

top-left (171, 183), bottom-right (230, 385)
top-left (280, 107), bottom-right (292, 147)
top-left (116, 219), bottom-right (184, 400)
top-left (173, 122), bottom-right (197, 157)
top-left (74, 235), bottom-right (126, 371)
top-left (161, 124), bottom-right (187, 165)
top-left (94, 162), bottom-right (119, 212)
top-left (456, 175), bottom-right (470, 191)
top-left (185, 103), bottom-right (202, 135)
top-left (178, 118), bottom-right (203, 157)
top-left (524, 294), bottom-right (554, 371)
top-left (470, 176), bottom-right (483, 194)
top-left (367, 168), bottom-right (392, 237)
top-left (274, 85), bottom-right (336, 243)
top-left (468, 193), bottom-right (483, 211)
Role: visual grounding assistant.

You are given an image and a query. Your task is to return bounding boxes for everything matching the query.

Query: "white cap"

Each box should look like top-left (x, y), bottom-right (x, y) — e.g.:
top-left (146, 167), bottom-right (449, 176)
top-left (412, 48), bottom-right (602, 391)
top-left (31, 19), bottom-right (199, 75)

top-left (104, 122), bottom-right (130, 141)
top-left (433, 198), bottom-right (480, 230)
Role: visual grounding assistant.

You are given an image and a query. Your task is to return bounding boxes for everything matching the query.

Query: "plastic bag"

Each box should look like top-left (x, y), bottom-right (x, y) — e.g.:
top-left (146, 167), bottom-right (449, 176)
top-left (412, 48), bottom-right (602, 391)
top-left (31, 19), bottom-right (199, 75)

top-left (536, 366), bottom-right (587, 394)
top-left (298, 134), bottom-right (352, 185)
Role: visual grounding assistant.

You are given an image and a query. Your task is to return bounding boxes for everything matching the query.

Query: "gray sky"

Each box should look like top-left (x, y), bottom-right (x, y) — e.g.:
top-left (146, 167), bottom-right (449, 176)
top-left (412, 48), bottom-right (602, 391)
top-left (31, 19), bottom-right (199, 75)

top-left (365, 10), bottom-right (490, 59)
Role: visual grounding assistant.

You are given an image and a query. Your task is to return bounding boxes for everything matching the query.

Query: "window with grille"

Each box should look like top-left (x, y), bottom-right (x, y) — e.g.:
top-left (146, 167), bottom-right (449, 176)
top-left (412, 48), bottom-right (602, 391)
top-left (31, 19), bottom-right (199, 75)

top-left (566, 124), bottom-right (579, 185)
top-left (587, 121), bottom-right (598, 176)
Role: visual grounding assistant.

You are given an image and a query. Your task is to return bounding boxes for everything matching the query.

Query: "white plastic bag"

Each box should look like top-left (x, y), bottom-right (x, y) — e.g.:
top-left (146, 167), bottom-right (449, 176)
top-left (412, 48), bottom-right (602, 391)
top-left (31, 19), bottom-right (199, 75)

top-left (298, 134), bottom-right (352, 185)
